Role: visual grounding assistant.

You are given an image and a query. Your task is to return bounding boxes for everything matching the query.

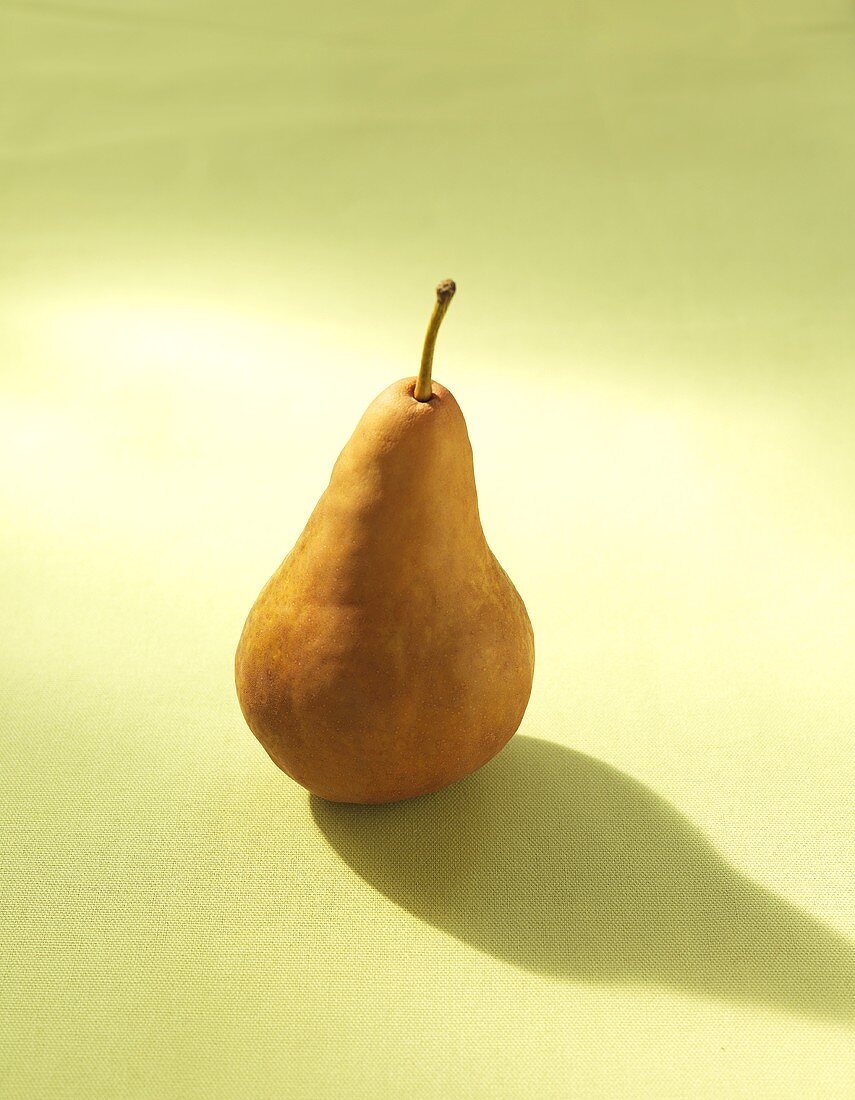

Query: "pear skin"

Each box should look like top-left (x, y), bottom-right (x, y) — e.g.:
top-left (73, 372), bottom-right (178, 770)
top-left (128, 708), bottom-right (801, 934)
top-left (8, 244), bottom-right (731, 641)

top-left (235, 286), bottom-right (534, 803)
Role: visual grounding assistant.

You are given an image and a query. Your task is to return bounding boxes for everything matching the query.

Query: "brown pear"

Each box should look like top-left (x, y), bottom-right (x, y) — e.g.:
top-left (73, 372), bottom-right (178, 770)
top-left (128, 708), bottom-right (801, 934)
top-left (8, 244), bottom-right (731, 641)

top-left (235, 280), bottom-right (534, 803)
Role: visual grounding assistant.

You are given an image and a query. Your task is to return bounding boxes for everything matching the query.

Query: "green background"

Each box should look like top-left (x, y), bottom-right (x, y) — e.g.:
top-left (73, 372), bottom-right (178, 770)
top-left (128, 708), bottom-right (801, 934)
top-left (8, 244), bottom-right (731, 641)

top-left (2, 1), bottom-right (854, 1095)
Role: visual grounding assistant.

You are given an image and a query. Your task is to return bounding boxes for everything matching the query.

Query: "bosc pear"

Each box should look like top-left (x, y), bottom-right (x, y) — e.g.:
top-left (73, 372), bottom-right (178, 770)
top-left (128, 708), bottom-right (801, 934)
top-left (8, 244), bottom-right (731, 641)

top-left (235, 280), bottom-right (534, 803)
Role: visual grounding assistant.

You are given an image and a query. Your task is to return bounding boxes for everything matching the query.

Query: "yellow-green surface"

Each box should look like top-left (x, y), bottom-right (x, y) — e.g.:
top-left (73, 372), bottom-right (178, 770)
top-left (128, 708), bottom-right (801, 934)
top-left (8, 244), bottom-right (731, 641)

top-left (2, 1), bottom-right (854, 1095)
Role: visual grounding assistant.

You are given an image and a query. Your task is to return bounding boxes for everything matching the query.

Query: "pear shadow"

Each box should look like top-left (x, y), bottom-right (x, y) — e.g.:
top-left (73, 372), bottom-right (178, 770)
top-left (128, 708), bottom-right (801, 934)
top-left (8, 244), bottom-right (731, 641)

top-left (311, 735), bottom-right (855, 1026)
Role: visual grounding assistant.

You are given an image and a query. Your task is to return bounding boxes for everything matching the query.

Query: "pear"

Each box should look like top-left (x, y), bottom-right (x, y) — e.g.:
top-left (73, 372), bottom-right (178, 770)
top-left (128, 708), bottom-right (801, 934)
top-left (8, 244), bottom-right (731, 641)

top-left (235, 280), bottom-right (535, 803)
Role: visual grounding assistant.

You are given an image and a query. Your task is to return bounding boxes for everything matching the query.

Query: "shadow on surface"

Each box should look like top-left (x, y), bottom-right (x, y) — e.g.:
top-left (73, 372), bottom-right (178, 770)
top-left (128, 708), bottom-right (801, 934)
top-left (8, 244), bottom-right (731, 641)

top-left (312, 735), bottom-right (855, 1025)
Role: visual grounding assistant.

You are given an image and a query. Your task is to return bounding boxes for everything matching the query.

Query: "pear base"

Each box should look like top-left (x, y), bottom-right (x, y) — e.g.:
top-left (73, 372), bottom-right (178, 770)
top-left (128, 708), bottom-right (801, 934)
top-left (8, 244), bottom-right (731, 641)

top-left (260, 725), bottom-right (522, 806)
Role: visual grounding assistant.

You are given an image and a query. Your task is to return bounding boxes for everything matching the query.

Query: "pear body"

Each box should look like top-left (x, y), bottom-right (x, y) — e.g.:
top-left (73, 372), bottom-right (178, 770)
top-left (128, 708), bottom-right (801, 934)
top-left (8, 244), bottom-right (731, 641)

top-left (235, 377), bottom-right (534, 804)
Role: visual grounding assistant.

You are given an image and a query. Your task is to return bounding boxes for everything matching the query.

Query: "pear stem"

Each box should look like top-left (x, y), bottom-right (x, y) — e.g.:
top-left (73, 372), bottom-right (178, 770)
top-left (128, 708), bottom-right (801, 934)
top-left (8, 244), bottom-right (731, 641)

top-left (414, 279), bottom-right (456, 401)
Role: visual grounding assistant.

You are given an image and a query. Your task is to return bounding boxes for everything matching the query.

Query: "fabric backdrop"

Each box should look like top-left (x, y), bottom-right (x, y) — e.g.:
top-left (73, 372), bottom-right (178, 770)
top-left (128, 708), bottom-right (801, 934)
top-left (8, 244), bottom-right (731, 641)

top-left (1, 1), bottom-right (854, 1096)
